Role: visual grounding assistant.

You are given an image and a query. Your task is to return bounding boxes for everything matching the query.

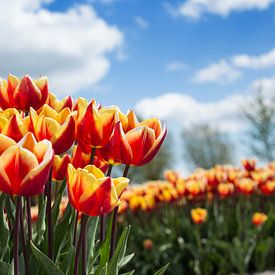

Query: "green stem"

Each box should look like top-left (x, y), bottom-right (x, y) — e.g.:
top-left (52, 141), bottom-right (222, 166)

top-left (14, 196), bottom-right (21, 275)
top-left (20, 198), bottom-right (30, 274)
top-left (109, 164), bottom-right (130, 259)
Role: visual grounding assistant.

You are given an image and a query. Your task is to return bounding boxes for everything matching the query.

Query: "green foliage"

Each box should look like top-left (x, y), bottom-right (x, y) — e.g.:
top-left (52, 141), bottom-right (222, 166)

top-left (182, 124), bottom-right (234, 169)
top-left (121, 196), bottom-right (275, 275)
top-left (1, 183), bottom-right (162, 275)
top-left (243, 89), bottom-right (275, 161)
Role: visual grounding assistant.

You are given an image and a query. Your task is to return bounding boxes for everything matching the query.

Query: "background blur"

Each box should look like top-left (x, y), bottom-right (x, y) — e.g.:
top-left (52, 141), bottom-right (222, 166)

top-left (1, 0), bottom-right (274, 178)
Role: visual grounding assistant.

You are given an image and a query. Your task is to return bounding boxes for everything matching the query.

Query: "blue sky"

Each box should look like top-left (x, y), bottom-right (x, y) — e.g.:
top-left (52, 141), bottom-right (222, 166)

top-left (46, 0), bottom-right (275, 110)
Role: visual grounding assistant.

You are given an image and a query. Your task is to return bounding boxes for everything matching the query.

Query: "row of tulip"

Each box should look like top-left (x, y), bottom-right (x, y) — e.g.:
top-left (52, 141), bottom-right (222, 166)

top-left (0, 74), bottom-right (168, 275)
top-left (118, 159), bottom-right (275, 213)
top-left (118, 160), bottom-right (275, 274)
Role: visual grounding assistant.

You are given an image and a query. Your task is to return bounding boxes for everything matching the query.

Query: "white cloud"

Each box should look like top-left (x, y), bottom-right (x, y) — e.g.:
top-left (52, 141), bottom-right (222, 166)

top-left (194, 48), bottom-right (275, 83)
top-left (136, 75), bottom-right (275, 135)
top-left (178, 0), bottom-right (275, 19)
top-left (194, 60), bottom-right (241, 83)
top-left (251, 75), bottom-right (275, 98)
top-left (0, 0), bottom-right (123, 96)
top-left (232, 48), bottom-right (275, 69)
top-left (135, 92), bottom-right (245, 133)
top-left (165, 61), bottom-right (187, 72)
top-left (134, 16), bottom-right (149, 29)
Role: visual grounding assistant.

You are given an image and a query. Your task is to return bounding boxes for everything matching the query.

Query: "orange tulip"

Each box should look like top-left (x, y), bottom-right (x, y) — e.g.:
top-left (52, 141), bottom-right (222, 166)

top-left (121, 118), bottom-right (167, 166)
top-left (0, 108), bottom-right (30, 140)
top-left (236, 178), bottom-right (256, 195)
top-left (218, 183), bottom-right (234, 198)
top-left (0, 74), bottom-right (19, 109)
top-left (46, 92), bottom-right (73, 112)
top-left (12, 75), bottom-right (49, 112)
top-left (66, 164), bottom-right (129, 216)
top-left (0, 113), bottom-right (30, 142)
top-left (30, 105), bottom-right (75, 154)
top-left (71, 145), bottom-right (108, 172)
top-left (259, 180), bottom-right (275, 195)
top-left (52, 154), bottom-right (71, 181)
top-left (76, 102), bottom-right (125, 151)
top-left (191, 208), bottom-right (207, 224)
top-left (252, 212), bottom-right (268, 226)
top-left (164, 170), bottom-right (180, 184)
top-left (0, 132), bottom-right (54, 197)
top-left (98, 121), bottom-right (132, 165)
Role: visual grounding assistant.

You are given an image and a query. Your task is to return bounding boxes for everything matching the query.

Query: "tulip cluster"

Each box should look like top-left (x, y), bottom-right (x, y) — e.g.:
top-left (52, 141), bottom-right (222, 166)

top-left (0, 74), bottom-right (167, 275)
top-left (119, 160), bottom-right (275, 216)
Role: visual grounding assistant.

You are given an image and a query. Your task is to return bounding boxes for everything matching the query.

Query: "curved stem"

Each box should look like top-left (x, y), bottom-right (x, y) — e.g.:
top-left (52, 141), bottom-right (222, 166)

top-left (14, 196), bottom-right (21, 275)
top-left (74, 215), bottom-right (88, 275)
top-left (109, 164), bottom-right (130, 259)
top-left (20, 199), bottom-right (30, 274)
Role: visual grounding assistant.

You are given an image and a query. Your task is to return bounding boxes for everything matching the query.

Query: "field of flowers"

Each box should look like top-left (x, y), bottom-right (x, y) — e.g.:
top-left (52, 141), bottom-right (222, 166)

top-left (119, 160), bottom-right (275, 274)
top-left (0, 74), bottom-right (274, 275)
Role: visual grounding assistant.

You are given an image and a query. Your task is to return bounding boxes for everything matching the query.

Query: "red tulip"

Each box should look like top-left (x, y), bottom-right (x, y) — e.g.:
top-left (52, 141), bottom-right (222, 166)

top-left (0, 132), bottom-right (54, 197)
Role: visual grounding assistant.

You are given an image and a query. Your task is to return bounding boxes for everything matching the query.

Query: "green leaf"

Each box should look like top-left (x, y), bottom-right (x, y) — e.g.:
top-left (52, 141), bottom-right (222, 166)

top-left (120, 270), bottom-right (135, 275)
top-left (35, 194), bottom-right (47, 245)
top-left (7, 259), bottom-right (13, 275)
top-left (52, 180), bottom-right (66, 225)
top-left (153, 263), bottom-right (170, 275)
top-left (5, 195), bottom-right (15, 224)
top-left (99, 217), bottom-right (113, 268)
top-left (87, 217), bottom-right (99, 269)
top-left (0, 261), bottom-right (10, 275)
top-left (108, 226), bottom-right (131, 275)
top-left (119, 253), bottom-right (135, 268)
top-left (59, 243), bottom-right (75, 275)
top-left (54, 203), bottom-right (74, 259)
top-left (0, 195), bottom-right (9, 259)
top-left (30, 241), bottom-right (64, 275)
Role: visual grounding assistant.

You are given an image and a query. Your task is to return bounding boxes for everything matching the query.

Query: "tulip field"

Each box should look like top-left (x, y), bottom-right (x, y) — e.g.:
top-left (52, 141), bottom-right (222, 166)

top-left (0, 74), bottom-right (274, 275)
top-left (118, 160), bottom-right (275, 274)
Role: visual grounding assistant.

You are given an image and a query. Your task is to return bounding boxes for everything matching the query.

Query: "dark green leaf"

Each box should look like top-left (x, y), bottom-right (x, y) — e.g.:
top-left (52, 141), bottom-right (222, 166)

top-left (30, 241), bottom-right (64, 275)
top-left (153, 263), bottom-right (170, 275)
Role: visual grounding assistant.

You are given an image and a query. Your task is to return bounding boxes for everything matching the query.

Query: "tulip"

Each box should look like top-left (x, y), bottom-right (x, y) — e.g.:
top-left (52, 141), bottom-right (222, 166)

top-left (143, 239), bottom-right (153, 250)
top-left (52, 154), bottom-right (71, 181)
top-left (164, 170), bottom-right (180, 184)
top-left (236, 178), bottom-right (256, 195)
top-left (12, 75), bottom-right (49, 112)
top-left (120, 118), bottom-right (167, 166)
top-left (0, 132), bottom-right (54, 197)
top-left (191, 208), bottom-right (207, 224)
top-left (71, 145), bottom-right (108, 172)
top-left (76, 101), bottom-right (123, 152)
top-left (98, 122), bottom-right (132, 165)
top-left (218, 183), bottom-right (234, 198)
top-left (0, 114), bottom-right (29, 142)
top-left (46, 92), bottom-right (73, 112)
top-left (252, 212), bottom-right (268, 226)
top-left (30, 105), bottom-right (75, 155)
top-left (259, 180), bottom-right (275, 195)
top-left (0, 74), bottom-right (19, 109)
top-left (66, 164), bottom-right (129, 216)
top-left (242, 159), bottom-right (256, 172)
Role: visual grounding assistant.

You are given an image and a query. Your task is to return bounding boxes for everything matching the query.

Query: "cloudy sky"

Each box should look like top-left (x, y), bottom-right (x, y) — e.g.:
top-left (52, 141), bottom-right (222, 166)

top-left (1, 0), bottom-right (274, 168)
